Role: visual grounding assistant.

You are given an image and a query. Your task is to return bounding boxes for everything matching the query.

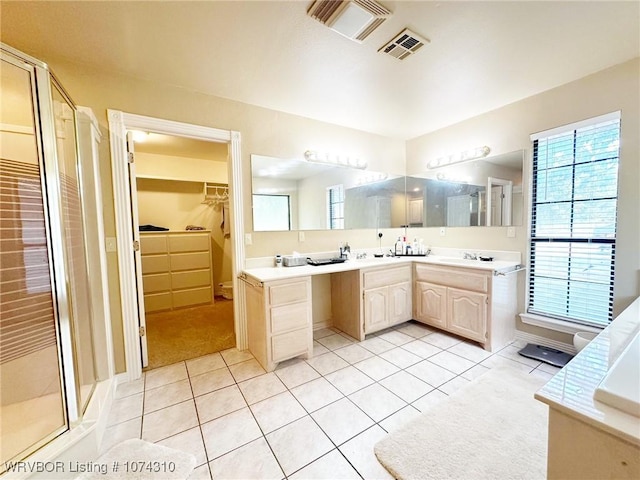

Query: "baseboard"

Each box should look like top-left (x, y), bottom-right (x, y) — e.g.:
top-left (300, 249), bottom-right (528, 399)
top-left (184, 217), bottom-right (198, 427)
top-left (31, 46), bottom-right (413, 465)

top-left (515, 330), bottom-right (576, 355)
top-left (313, 321), bottom-right (332, 331)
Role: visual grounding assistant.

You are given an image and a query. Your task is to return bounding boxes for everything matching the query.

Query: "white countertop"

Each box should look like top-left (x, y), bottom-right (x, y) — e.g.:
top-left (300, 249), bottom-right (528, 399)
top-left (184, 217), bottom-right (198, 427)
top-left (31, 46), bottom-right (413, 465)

top-left (242, 254), bottom-right (521, 283)
top-left (535, 297), bottom-right (640, 446)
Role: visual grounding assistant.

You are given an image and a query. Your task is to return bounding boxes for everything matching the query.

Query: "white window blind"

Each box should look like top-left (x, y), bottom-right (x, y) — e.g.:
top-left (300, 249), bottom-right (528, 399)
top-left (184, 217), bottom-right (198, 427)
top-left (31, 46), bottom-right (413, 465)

top-left (327, 184), bottom-right (344, 230)
top-left (528, 113), bottom-right (620, 328)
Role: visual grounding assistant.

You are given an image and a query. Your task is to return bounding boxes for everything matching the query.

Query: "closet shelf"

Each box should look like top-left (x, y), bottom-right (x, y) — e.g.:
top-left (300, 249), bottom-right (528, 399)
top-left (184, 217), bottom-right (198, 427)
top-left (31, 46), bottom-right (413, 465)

top-left (136, 174), bottom-right (216, 183)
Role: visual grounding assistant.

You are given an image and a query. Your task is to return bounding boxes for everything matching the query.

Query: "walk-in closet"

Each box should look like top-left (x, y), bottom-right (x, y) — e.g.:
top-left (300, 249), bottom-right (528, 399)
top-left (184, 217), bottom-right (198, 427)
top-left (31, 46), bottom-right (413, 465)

top-left (132, 134), bottom-right (234, 369)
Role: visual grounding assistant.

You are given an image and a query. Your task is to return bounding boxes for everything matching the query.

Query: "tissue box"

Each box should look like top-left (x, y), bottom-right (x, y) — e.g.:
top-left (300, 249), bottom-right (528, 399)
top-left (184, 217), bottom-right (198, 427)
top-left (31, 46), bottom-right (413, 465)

top-left (283, 255), bottom-right (307, 267)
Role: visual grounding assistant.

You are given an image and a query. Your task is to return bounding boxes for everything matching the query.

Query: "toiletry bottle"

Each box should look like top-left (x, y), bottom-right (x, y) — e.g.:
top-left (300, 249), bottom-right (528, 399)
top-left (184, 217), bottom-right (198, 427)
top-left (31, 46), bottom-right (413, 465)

top-left (395, 237), bottom-right (402, 256)
top-left (275, 254), bottom-right (282, 268)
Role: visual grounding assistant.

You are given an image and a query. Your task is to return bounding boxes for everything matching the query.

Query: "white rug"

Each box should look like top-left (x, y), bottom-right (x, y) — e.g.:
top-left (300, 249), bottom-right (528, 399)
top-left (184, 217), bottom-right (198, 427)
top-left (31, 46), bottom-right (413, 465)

top-left (374, 366), bottom-right (549, 480)
top-left (76, 439), bottom-right (196, 480)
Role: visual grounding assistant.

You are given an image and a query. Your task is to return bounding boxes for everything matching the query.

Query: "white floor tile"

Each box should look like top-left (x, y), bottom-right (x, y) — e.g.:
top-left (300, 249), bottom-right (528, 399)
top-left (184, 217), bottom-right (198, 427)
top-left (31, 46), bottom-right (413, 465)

top-left (394, 322), bottom-right (434, 338)
top-left (379, 370), bottom-right (433, 403)
top-left (411, 388), bottom-right (449, 413)
top-left (289, 449), bottom-right (360, 480)
top-left (266, 416), bottom-right (333, 476)
top-left (186, 352), bottom-right (226, 377)
top-left (313, 328), bottom-right (337, 340)
top-left (190, 367), bottom-right (235, 397)
top-left (447, 341), bottom-right (493, 363)
top-left (275, 361), bottom-right (321, 389)
top-left (208, 437), bottom-right (283, 480)
top-left (311, 397), bottom-right (374, 445)
top-left (428, 350), bottom-right (476, 374)
top-left (334, 344), bottom-right (374, 364)
top-left (460, 363), bottom-right (491, 381)
top-left (359, 336), bottom-right (396, 355)
top-left (313, 341), bottom-right (330, 357)
top-left (530, 368), bottom-right (554, 381)
top-left (144, 379), bottom-right (193, 413)
top-left (348, 383), bottom-right (406, 422)
top-left (378, 405), bottom-right (422, 434)
top-left (481, 354), bottom-right (534, 373)
top-left (438, 375), bottom-right (470, 395)
top-left (405, 360), bottom-right (456, 387)
top-left (401, 339), bottom-right (442, 358)
top-left (201, 407), bottom-right (262, 460)
top-left (316, 333), bottom-right (354, 351)
top-left (324, 365), bottom-right (374, 396)
top-left (379, 347), bottom-right (422, 369)
top-left (339, 426), bottom-right (394, 480)
top-left (107, 393), bottom-right (143, 426)
top-left (537, 362), bottom-right (562, 374)
top-left (421, 331), bottom-right (463, 349)
top-left (187, 463), bottom-right (212, 480)
top-left (142, 399), bottom-right (199, 443)
top-left (145, 362), bottom-right (188, 390)
top-left (290, 377), bottom-right (343, 413)
top-left (376, 329), bottom-right (414, 346)
top-left (498, 344), bottom-right (543, 368)
top-left (238, 372), bottom-right (287, 405)
top-left (306, 352), bottom-right (349, 376)
top-left (195, 384), bottom-right (246, 423)
top-left (353, 356), bottom-right (399, 381)
top-left (115, 375), bottom-right (145, 399)
top-left (220, 347), bottom-right (254, 366)
top-left (100, 416), bottom-right (141, 454)
top-left (249, 391), bottom-right (307, 434)
top-left (157, 426), bottom-right (207, 467)
top-left (229, 358), bottom-right (266, 383)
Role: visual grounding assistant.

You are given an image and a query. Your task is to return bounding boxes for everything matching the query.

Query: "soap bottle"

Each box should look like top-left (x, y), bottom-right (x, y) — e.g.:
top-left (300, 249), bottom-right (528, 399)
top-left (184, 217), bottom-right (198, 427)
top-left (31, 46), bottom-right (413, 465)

top-left (395, 237), bottom-right (403, 256)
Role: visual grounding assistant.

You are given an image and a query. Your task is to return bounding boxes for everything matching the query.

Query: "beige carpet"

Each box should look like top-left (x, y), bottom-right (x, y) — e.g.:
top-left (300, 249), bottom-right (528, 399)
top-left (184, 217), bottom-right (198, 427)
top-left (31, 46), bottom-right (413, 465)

top-left (375, 366), bottom-right (549, 480)
top-left (76, 439), bottom-right (196, 479)
top-left (145, 298), bottom-right (235, 369)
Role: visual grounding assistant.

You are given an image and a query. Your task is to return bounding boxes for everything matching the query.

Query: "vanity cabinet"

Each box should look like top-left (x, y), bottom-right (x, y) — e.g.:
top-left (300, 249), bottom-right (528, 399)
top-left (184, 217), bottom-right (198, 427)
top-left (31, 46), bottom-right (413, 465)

top-left (362, 265), bottom-right (412, 335)
top-left (140, 231), bottom-right (213, 312)
top-left (245, 275), bottom-right (313, 372)
top-left (414, 263), bottom-right (514, 350)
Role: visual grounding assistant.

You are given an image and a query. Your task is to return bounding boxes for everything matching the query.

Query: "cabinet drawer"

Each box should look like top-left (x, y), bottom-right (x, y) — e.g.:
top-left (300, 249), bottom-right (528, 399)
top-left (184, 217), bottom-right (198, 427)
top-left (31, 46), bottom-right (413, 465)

top-left (270, 302), bottom-right (310, 335)
top-left (168, 234), bottom-right (209, 253)
top-left (143, 273), bottom-right (170, 293)
top-left (170, 252), bottom-right (211, 271)
top-left (141, 254), bottom-right (169, 274)
top-left (140, 234), bottom-right (168, 254)
top-left (271, 328), bottom-right (308, 363)
top-left (268, 279), bottom-right (310, 306)
top-left (414, 264), bottom-right (488, 293)
top-left (171, 269), bottom-right (211, 290)
top-left (172, 287), bottom-right (212, 308)
top-left (144, 292), bottom-right (172, 312)
top-left (362, 265), bottom-right (411, 289)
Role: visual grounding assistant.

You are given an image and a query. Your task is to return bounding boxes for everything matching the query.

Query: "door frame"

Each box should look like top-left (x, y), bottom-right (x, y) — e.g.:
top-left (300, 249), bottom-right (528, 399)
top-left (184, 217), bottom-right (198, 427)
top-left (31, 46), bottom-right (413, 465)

top-left (107, 110), bottom-right (246, 381)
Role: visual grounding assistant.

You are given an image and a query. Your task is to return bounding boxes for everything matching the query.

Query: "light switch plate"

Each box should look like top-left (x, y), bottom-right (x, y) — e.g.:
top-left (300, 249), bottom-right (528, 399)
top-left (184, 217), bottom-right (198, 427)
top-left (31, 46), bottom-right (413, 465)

top-left (299, 231), bottom-right (305, 242)
top-left (244, 233), bottom-right (253, 245)
top-left (439, 227), bottom-right (446, 236)
top-left (507, 227), bottom-right (516, 238)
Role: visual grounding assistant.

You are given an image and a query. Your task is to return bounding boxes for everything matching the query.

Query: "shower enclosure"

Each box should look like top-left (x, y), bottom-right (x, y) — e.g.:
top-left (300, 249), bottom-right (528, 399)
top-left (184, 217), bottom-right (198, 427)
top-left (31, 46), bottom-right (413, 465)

top-left (0, 44), bottom-right (98, 471)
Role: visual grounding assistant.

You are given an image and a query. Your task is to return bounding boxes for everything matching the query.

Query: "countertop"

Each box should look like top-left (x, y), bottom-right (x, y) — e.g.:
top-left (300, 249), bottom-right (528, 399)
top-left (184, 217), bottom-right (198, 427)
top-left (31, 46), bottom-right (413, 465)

top-left (242, 254), bottom-right (521, 283)
top-left (535, 297), bottom-right (640, 446)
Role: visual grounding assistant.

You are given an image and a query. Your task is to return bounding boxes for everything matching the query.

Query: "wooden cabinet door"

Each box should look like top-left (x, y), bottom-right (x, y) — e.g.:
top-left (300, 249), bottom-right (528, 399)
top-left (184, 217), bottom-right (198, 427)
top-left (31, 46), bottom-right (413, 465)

top-left (389, 281), bottom-right (412, 325)
top-left (447, 287), bottom-right (487, 342)
top-left (364, 286), bottom-right (388, 334)
top-left (415, 281), bottom-right (447, 329)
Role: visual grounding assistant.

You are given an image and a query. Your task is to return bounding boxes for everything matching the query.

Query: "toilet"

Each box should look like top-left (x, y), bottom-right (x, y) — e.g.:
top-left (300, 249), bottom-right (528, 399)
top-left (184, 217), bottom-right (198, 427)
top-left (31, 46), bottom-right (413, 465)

top-left (573, 331), bottom-right (598, 352)
top-left (219, 281), bottom-right (233, 300)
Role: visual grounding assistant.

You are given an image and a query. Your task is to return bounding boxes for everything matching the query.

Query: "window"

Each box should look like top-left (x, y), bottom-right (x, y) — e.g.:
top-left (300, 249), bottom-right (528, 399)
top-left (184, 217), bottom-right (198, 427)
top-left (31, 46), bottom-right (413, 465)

top-left (528, 112), bottom-right (620, 328)
top-left (252, 194), bottom-right (291, 231)
top-left (327, 184), bottom-right (344, 229)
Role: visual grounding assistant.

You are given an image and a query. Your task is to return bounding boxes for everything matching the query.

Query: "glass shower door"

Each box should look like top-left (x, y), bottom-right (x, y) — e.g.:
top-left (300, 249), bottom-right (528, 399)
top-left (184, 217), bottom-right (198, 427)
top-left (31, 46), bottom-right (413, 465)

top-left (0, 53), bottom-right (67, 469)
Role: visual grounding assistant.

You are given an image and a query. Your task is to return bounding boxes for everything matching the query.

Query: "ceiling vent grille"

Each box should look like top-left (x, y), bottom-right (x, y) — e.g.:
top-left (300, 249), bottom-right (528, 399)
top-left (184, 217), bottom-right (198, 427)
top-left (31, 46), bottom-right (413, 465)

top-left (379, 28), bottom-right (430, 60)
top-left (307, 0), bottom-right (391, 42)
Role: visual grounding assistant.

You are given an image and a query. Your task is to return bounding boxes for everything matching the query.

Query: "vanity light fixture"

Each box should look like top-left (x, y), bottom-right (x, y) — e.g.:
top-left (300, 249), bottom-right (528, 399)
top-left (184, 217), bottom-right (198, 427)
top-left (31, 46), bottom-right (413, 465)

top-left (356, 172), bottom-right (388, 185)
top-left (427, 145), bottom-right (491, 169)
top-left (304, 150), bottom-right (367, 169)
top-left (436, 172), bottom-right (472, 183)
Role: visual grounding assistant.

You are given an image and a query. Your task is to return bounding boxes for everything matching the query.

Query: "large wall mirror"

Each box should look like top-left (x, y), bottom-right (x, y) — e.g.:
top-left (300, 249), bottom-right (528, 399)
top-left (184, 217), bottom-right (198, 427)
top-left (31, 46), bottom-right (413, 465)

top-left (251, 154), bottom-right (405, 231)
top-left (250, 150), bottom-right (524, 232)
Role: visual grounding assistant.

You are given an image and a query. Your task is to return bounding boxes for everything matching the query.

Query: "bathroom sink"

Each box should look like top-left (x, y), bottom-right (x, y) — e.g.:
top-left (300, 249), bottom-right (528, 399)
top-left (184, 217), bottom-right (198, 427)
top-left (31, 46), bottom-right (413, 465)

top-left (432, 257), bottom-right (481, 266)
top-left (593, 331), bottom-right (640, 417)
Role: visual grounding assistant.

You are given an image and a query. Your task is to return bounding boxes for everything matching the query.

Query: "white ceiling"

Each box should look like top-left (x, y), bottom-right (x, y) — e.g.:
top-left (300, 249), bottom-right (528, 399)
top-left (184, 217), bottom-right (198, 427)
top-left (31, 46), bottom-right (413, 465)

top-left (1, 1), bottom-right (638, 140)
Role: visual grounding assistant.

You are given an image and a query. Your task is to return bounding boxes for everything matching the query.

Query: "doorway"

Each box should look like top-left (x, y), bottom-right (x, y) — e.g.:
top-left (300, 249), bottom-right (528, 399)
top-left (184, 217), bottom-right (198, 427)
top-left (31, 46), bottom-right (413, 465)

top-left (108, 110), bottom-right (246, 382)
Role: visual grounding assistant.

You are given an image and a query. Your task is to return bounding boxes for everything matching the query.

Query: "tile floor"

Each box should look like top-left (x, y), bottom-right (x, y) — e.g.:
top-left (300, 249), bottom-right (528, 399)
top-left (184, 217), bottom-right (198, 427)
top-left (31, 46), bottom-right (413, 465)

top-left (103, 321), bottom-right (560, 480)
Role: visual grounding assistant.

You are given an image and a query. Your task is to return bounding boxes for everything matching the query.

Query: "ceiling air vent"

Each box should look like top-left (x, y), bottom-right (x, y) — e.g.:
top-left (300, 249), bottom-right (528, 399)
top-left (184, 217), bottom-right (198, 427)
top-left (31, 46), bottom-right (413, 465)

top-left (307, 0), bottom-right (391, 42)
top-left (379, 28), bottom-right (430, 60)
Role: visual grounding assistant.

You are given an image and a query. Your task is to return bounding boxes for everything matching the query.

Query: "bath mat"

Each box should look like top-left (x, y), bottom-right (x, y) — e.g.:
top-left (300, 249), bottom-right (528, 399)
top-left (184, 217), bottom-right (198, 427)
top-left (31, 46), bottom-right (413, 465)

top-left (374, 366), bottom-right (548, 480)
top-left (75, 438), bottom-right (196, 479)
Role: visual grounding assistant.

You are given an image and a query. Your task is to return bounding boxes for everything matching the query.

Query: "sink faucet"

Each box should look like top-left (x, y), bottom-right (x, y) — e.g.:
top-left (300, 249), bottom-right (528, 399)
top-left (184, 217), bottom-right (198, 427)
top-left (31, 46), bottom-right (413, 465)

top-left (463, 252), bottom-right (478, 260)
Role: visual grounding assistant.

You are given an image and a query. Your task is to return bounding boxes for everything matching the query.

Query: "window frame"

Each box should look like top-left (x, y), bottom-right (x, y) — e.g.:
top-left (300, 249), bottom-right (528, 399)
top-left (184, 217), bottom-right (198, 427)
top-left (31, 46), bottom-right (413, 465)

top-left (327, 184), bottom-right (345, 230)
top-left (526, 111), bottom-right (621, 329)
